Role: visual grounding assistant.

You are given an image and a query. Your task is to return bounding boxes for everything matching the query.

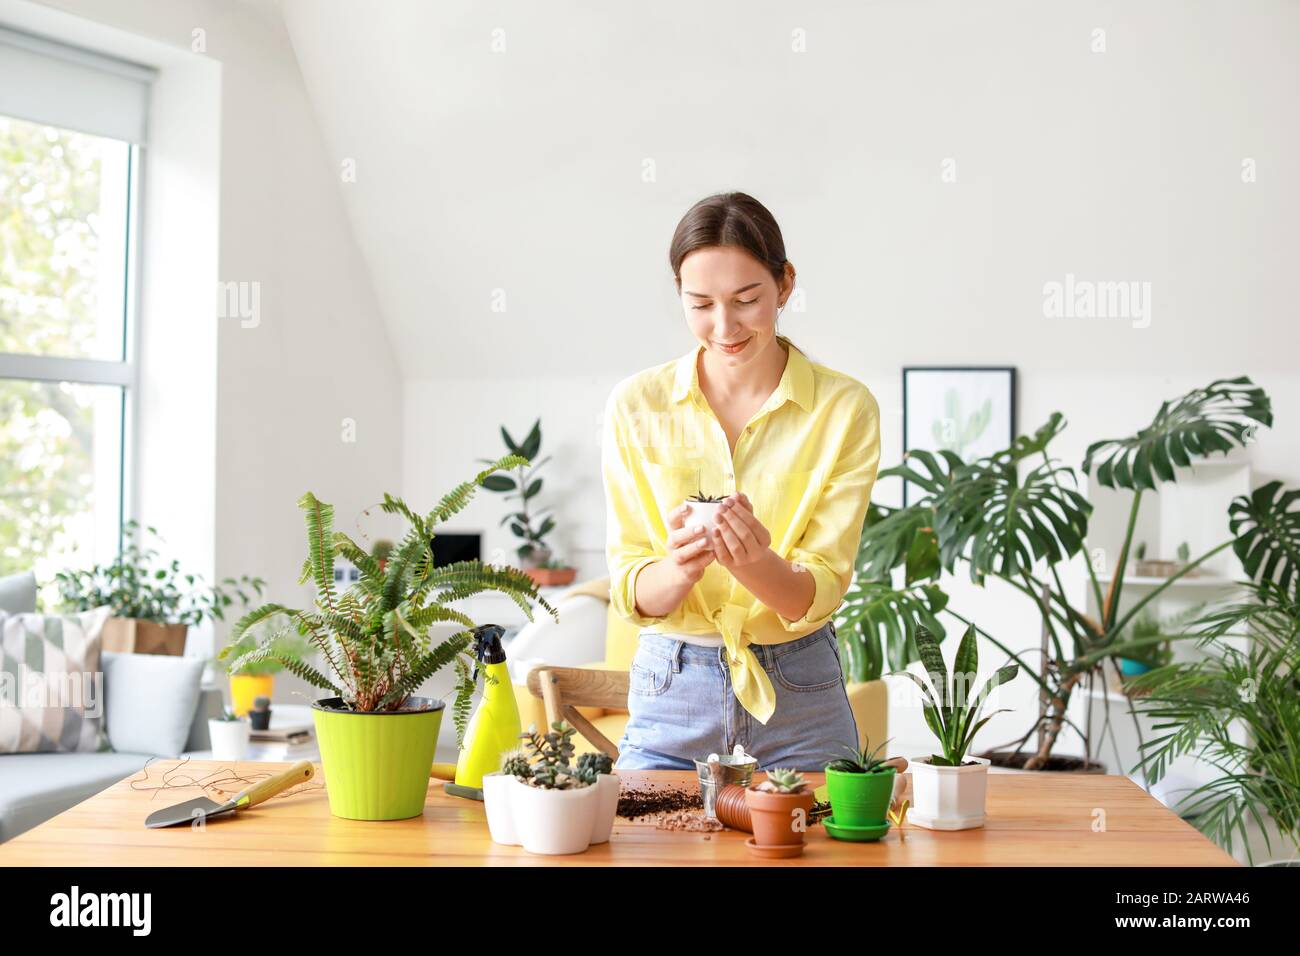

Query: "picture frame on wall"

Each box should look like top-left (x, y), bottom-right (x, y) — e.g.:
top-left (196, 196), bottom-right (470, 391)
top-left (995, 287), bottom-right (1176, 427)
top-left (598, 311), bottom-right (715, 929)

top-left (902, 367), bottom-right (1017, 504)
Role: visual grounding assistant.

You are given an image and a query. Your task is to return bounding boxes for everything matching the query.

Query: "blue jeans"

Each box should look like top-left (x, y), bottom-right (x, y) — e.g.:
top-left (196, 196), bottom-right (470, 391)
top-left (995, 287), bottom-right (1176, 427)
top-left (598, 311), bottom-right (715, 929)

top-left (613, 621), bottom-right (859, 772)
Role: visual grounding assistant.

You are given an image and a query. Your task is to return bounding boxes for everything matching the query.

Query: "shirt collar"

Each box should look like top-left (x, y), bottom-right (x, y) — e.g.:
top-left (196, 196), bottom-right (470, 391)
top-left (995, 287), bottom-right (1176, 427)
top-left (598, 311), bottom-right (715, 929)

top-left (671, 334), bottom-right (814, 413)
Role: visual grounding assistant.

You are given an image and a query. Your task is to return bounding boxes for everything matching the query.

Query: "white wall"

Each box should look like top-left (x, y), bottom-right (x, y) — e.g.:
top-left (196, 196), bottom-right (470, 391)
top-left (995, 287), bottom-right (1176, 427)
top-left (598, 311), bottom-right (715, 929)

top-left (26, 0), bottom-right (404, 681)
top-left (283, 0), bottom-right (1300, 760)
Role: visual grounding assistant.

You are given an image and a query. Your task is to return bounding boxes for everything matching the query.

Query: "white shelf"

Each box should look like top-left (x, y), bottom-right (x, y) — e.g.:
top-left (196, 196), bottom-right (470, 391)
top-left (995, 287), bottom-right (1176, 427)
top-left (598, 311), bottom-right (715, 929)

top-left (1096, 574), bottom-right (1238, 589)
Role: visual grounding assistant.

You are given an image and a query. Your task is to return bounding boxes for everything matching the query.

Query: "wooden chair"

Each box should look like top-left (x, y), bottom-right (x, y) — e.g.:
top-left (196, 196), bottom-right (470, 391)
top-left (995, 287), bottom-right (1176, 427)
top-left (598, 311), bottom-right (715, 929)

top-left (525, 665), bottom-right (629, 760)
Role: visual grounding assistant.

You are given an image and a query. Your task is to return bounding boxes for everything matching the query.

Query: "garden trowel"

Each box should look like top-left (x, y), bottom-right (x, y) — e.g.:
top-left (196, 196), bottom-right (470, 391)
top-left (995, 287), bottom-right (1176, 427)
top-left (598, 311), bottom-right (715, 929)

top-left (145, 760), bottom-right (314, 828)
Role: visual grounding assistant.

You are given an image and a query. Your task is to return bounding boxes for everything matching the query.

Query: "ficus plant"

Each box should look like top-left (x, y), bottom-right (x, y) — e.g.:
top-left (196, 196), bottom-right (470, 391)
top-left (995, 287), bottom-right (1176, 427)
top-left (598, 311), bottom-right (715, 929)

top-left (849, 376), bottom-right (1285, 770)
top-left (56, 520), bottom-right (265, 627)
top-left (219, 456), bottom-right (557, 745)
top-left (479, 419), bottom-right (563, 568)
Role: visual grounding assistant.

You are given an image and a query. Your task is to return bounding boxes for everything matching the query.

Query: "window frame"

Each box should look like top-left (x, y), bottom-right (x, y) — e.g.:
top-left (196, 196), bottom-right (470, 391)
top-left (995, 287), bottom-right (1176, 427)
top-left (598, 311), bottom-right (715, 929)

top-left (0, 130), bottom-right (142, 557)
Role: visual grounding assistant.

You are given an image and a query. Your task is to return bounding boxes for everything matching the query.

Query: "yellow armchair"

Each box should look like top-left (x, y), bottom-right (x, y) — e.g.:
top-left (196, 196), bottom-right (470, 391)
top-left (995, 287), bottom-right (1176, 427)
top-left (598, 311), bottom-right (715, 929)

top-left (511, 578), bottom-right (887, 758)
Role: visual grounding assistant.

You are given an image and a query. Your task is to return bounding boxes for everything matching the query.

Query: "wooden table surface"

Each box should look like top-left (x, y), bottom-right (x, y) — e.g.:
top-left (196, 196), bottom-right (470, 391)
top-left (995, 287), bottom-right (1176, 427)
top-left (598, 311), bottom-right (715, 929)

top-left (0, 760), bottom-right (1237, 866)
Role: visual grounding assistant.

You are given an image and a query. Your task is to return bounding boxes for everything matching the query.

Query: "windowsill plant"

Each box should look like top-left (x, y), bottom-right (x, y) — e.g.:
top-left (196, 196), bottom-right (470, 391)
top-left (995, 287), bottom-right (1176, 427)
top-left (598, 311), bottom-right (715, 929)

top-left (56, 520), bottom-right (265, 656)
top-left (219, 455), bottom-right (558, 822)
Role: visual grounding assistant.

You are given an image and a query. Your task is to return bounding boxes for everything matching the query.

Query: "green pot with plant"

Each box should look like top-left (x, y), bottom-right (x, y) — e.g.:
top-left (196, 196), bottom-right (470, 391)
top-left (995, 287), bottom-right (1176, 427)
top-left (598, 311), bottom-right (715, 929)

top-left (854, 377), bottom-right (1275, 772)
top-left (57, 521), bottom-right (264, 656)
top-left (894, 623), bottom-right (1019, 830)
top-left (220, 455), bottom-right (557, 822)
top-left (480, 419), bottom-right (576, 585)
top-left (824, 739), bottom-right (895, 829)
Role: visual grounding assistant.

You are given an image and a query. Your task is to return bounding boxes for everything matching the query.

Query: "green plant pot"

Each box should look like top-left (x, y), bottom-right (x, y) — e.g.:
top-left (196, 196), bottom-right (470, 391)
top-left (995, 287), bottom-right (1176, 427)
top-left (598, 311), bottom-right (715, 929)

top-left (825, 766), bottom-right (896, 827)
top-left (311, 696), bottom-right (444, 821)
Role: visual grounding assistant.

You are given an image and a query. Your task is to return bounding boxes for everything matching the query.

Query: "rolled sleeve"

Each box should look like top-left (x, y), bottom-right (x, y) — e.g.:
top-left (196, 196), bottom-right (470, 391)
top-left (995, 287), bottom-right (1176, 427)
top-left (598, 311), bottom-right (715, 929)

top-left (777, 390), bottom-right (882, 631)
top-left (602, 389), bottom-right (670, 628)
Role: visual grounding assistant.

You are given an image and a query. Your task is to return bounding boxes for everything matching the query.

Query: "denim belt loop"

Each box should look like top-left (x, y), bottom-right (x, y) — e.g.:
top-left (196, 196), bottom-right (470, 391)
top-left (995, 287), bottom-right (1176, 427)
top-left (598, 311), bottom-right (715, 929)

top-left (670, 639), bottom-right (685, 673)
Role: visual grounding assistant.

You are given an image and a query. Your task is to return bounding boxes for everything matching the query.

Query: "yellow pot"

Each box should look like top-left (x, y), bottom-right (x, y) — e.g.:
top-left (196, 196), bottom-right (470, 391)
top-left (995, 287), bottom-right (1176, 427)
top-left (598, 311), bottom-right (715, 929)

top-left (230, 674), bottom-right (274, 717)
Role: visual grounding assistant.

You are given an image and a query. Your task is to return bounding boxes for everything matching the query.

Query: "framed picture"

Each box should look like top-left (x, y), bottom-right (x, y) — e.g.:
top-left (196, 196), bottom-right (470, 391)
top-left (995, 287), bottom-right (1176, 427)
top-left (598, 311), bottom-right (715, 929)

top-left (902, 367), bottom-right (1017, 504)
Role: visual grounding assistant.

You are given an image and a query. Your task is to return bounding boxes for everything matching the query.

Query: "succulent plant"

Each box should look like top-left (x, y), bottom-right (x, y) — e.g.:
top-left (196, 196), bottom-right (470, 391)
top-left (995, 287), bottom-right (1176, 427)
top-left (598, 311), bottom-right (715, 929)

top-left (252, 696), bottom-right (271, 712)
top-left (500, 749), bottom-right (532, 779)
top-left (756, 768), bottom-right (807, 794)
top-left (687, 491), bottom-right (726, 503)
top-left (825, 738), bottom-right (891, 774)
top-left (518, 721), bottom-right (593, 790)
top-left (576, 751), bottom-right (613, 776)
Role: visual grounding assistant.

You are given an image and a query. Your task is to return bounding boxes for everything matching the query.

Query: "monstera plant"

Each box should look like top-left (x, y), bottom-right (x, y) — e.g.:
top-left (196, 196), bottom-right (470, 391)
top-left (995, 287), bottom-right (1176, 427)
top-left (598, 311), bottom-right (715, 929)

top-left (851, 376), bottom-right (1284, 771)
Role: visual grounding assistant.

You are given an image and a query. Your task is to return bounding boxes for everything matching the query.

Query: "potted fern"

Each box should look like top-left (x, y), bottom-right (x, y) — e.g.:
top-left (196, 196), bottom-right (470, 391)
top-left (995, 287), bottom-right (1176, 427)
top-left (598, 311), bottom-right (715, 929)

top-left (894, 623), bottom-right (1019, 830)
top-left (220, 456), bottom-right (556, 822)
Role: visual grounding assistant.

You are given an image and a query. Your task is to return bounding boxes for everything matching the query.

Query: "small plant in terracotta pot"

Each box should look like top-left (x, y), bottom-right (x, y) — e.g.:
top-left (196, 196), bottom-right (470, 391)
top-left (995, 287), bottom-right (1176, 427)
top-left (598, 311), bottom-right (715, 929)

top-left (744, 769), bottom-right (815, 858)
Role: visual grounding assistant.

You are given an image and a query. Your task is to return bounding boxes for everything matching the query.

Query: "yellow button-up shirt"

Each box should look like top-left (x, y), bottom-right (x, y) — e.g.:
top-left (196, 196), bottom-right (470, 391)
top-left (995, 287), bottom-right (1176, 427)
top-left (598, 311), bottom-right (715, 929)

top-left (601, 334), bottom-right (881, 725)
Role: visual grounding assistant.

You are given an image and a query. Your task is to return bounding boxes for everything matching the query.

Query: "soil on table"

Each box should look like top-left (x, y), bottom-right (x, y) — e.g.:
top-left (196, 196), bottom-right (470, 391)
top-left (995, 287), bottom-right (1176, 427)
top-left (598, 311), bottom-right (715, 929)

top-left (617, 782), bottom-right (703, 820)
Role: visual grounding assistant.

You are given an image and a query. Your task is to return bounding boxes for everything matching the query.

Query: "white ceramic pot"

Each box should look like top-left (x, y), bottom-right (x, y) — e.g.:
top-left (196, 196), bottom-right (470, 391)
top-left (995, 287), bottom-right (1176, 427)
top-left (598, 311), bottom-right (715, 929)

top-left (589, 773), bottom-right (621, 844)
top-left (208, 718), bottom-right (250, 762)
top-left (511, 780), bottom-right (599, 855)
top-left (482, 772), bottom-right (521, 846)
top-left (908, 755), bottom-right (990, 830)
top-left (683, 500), bottom-right (723, 531)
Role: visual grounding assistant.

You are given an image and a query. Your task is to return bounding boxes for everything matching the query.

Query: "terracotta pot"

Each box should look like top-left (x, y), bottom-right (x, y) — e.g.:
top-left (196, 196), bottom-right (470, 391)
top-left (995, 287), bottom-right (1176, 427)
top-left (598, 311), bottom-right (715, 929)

top-left (524, 566), bottom-right (577, 587)
top-left (102, 617), bottom-right (188, 655)
top-left (744, 786), bottom-right (815, 848)
top-left (715, 784), bottom-right (752, 832)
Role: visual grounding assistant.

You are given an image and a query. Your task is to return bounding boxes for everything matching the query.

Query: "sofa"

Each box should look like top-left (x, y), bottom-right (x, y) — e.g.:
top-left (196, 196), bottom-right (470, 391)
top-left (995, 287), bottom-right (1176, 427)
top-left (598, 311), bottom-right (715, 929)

top-left (0, 572), bottom-right (225, 843)
top-left (506, 577), bottom-right (887, 757)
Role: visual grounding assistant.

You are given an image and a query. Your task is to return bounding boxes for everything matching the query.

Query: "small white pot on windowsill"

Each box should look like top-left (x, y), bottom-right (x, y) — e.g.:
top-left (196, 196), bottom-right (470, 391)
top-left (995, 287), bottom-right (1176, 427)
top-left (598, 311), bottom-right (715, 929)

top-left (907, 755), bottom-right (990, 830)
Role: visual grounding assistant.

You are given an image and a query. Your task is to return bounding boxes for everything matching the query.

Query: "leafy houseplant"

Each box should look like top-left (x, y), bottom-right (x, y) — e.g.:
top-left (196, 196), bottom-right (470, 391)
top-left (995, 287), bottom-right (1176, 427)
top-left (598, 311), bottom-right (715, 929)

top-left (824, 739), bottom-right (896, 829)
top-left (892, 623), bottom-right (1019, 830)
top-left (1131, 577), bottom-right (1300, 863)
top-left (745, 769), bottom-right (815, 856)
top-left (220, 456), bottom-right (557, 821)
top-left (480, 419), bottom-right (575, 585)
top-left (220, 624), bottom-right (313, 716)
top-left (854, 377), bottom-right (1275, 772)
top-left (56, 520), bottom-right (265, 656)
top-left (484, 723), bottom-right (619, 854)
top-left (1113, 609), bottom-right (1190, 679)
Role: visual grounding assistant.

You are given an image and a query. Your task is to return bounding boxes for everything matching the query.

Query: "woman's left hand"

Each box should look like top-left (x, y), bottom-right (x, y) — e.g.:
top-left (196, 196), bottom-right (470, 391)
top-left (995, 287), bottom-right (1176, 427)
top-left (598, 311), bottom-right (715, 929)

top-left (710, 493), bottom-right (771, 569)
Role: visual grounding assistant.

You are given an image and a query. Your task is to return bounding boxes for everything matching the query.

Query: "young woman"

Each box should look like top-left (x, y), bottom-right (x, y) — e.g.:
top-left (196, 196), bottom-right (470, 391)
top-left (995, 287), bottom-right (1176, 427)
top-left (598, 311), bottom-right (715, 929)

top-left (601, 192), bottom-right (881, 771)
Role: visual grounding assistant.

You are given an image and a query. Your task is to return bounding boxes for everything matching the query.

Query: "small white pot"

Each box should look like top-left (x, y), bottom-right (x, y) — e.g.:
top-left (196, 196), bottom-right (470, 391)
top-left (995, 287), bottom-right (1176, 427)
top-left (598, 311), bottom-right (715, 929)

top-left (511, 780), bottom-right (599, 855)
top-left (908, 755), bottom-right (990, 830)
top-left (482, 772), bottom-right (521, 846)
top-left (208, 718), bottom-right (250, 762)
top-left (588, 773), bottom-right (621, 844)
top-left (683, 500), bottom-right (723, 531)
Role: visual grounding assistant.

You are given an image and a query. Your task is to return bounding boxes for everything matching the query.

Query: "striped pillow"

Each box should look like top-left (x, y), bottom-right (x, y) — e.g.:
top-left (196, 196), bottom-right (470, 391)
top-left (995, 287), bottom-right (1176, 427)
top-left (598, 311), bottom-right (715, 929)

top-left (0, 606), bottom-right (111, 754)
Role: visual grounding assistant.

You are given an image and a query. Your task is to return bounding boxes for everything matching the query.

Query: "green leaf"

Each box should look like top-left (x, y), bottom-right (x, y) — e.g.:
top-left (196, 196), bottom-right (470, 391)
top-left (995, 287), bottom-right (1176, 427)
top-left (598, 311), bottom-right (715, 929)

top-left (481, 475), bottom-right (516, 492)
top-left (1083, 378), bottom-right (1272, 490)
top-left (1229, 481), bottom-right (1300, 599)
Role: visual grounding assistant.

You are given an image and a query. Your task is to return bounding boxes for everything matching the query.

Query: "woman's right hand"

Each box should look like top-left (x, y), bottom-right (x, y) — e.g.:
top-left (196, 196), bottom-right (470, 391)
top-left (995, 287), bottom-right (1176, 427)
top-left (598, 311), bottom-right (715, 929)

top-left (665, 503), bottom-right (717, 585)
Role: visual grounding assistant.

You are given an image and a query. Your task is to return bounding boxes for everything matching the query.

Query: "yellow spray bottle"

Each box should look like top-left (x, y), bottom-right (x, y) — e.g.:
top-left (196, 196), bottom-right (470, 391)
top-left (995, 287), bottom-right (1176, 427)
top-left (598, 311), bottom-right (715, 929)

top-left (446, 624), bottom-right (521, 799)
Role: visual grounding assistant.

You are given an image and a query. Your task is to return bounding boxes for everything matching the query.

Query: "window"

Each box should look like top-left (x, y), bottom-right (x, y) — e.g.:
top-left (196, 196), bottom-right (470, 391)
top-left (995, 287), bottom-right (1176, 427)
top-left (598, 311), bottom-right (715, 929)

top-left (0, 28), bottom-right (152, 602)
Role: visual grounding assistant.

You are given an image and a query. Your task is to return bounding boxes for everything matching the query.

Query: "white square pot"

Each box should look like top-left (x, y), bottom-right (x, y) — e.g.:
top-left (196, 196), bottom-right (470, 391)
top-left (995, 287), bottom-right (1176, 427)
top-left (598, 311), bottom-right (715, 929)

top-left (208, 719), bottom-right (250, 762)
top-left (511, 780), bottom-right (600, 855)
top-left (683, 500), bottom-right (723, 531)
top-left (908, 755), bottom-right (990, 830)
top-left (589, 773), bottom-right (621, 844)
top-left (482, 772), bottom-right (520, 845)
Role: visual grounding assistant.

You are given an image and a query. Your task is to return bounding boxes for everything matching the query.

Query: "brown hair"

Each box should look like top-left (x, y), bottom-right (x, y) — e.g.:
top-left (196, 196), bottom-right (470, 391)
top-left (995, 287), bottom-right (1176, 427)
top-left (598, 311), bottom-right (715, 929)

top-left (669, 192), bottom-right (789, 293)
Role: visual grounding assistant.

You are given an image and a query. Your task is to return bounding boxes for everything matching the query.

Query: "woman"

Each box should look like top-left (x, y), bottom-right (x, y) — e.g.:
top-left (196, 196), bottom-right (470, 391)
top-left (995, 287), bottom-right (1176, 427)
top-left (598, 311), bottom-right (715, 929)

top-left (602, 192), bottom-right (881, 771)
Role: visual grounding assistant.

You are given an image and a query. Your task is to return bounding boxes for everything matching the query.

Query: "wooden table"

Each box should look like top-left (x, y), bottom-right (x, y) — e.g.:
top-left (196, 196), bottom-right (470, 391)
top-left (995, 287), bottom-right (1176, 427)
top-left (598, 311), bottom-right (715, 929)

top-left (0, 761), bottom-right (1237, 866)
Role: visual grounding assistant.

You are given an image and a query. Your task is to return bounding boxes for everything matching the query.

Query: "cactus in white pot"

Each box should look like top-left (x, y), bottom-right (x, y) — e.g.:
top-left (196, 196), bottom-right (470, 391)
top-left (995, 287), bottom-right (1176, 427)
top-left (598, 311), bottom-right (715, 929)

top-left (892, 623), bottom-right (1019, 830)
